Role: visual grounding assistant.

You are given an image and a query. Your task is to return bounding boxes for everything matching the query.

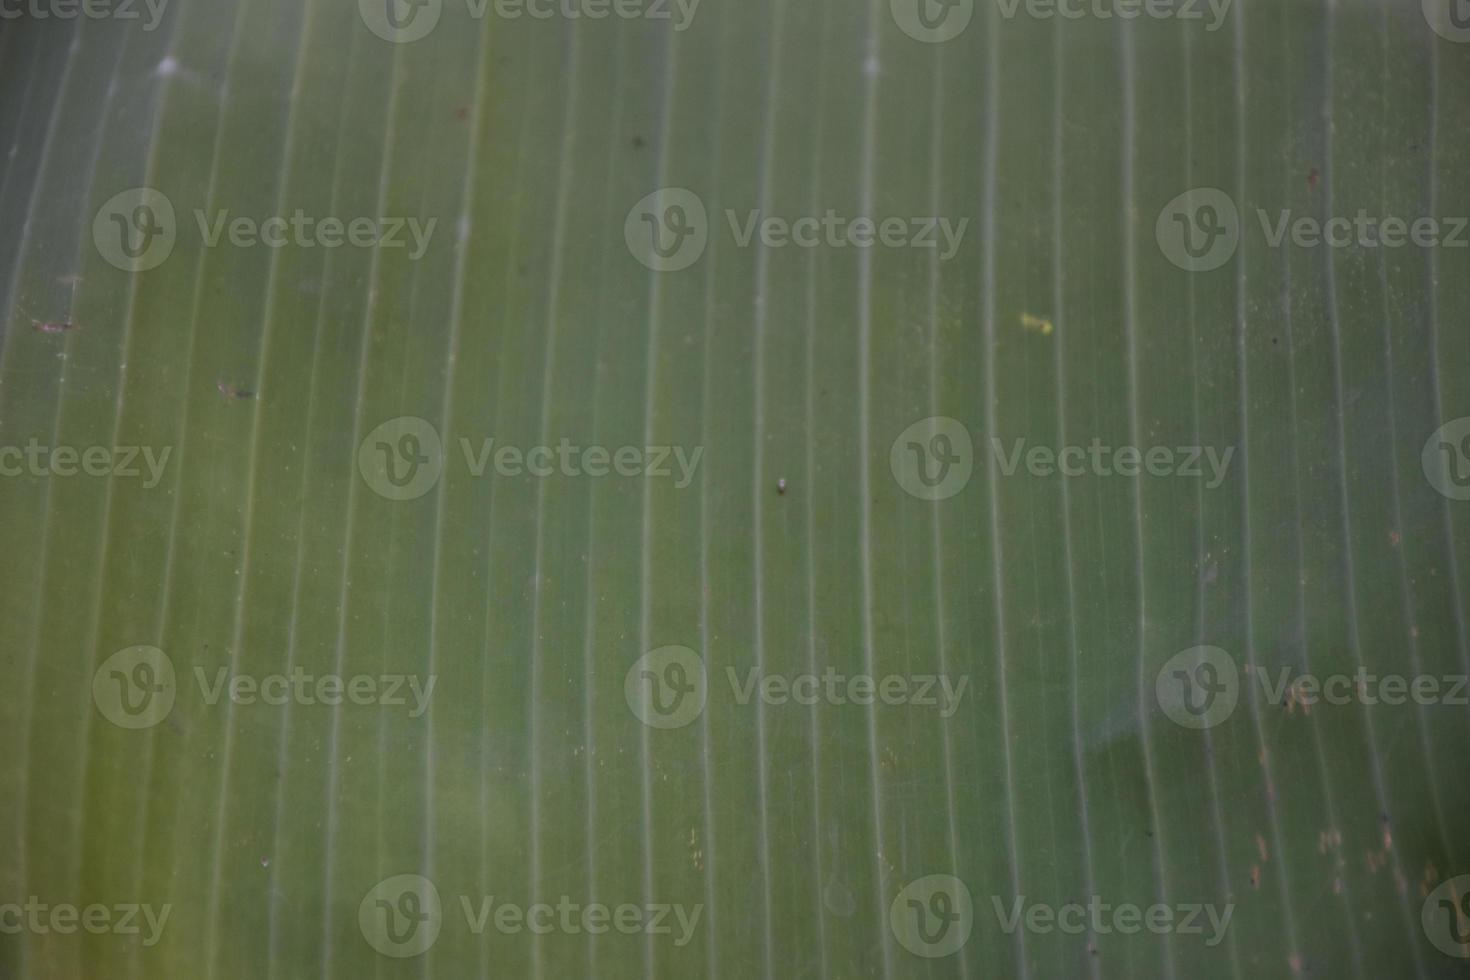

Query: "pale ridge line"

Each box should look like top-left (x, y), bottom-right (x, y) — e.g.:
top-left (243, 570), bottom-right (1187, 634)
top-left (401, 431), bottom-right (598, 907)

top-left (1318, 2), bottom-right (1426, 973)
top-left (1421, 6), bottom-right (1470, 838)
top-left (318, 25), bottom-right (407, 979)
top-left (0, 26), bottom-right (30, 199)
top-left (0, 36), bottom-right (47, 329)
top-left (9, 21), bottom-right (134, 980)
top-left (201, 3), bottom-right (316, 973)
top-left (1183, 18), bottom-right (1241, 980)
top-left (1273, 126), bottom-right (1365, 980)
top-left (798, 8), bottom-right (830, 976)
top-left (748, 1), bottom-right (785, 975)
top-left (854, 0), bottom-right (893, 974)
top-left (1118, 24), bottom-right (1175, 980)
top-left (1050, 24), bottom-right (1100, 980)
top-left (0, 23), bottom-right (84, 389)
top-left (925, 34), bottom-right (971, 980)
top-left (262, 11), bottom-right (369, 979)
top-left (1231, 1), bottom-right (1334, 970)
top-left (526, 21), bottom-right (582, 980)
top-left (980, 3), bottom-right (1026, 977)
top-left (636, 12), bottom-right (686, 977)
top-left (59, 5), bottom-right (211, 978)
top-left (695, 4), bottom-right (737, 973)
top-left (579, 25), bottom-right (632, 980)
top-left (473, 44), bottom-right (544, 980)
top-left (1369, 2), bottom-right (1453, 875)
top-left (419, 12), bottom-right (492, 980)
top-left (67, 5), bottom-right (249, 979)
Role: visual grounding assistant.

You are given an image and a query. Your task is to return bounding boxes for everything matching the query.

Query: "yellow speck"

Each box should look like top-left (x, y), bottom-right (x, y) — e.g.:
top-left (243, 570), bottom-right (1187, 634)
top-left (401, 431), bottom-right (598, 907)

top-left (1020, 312), bottom-right (1054, 336)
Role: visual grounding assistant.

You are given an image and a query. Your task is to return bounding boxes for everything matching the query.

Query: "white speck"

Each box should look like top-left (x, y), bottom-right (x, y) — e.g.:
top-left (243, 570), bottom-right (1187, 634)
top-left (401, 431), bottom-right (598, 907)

top-left (156, 56), bottom-right (179, 77)
top-left (863, 56), bottom-right (880, 78)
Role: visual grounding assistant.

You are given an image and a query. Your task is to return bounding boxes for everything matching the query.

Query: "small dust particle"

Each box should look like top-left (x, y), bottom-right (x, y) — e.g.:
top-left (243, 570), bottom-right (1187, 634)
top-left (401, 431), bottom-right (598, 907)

top-left (1020, 312), bottom-right (1054, 336)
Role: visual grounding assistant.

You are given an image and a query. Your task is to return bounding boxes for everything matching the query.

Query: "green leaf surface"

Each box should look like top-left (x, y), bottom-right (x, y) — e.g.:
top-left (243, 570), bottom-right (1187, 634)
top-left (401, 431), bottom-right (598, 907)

top-left (1, 0), bottom-right (1468, 977)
